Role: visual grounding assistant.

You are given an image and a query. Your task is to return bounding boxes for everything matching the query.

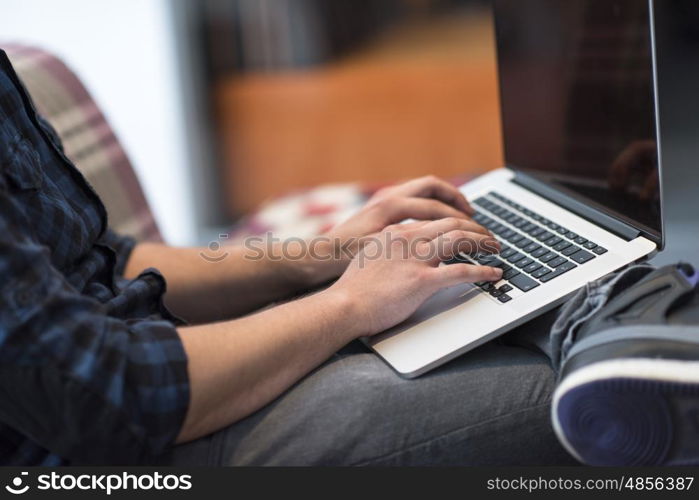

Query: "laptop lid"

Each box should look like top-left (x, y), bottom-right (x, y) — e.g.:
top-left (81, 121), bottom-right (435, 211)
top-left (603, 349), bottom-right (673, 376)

top-left (493, 0), bottom-right (663, 247)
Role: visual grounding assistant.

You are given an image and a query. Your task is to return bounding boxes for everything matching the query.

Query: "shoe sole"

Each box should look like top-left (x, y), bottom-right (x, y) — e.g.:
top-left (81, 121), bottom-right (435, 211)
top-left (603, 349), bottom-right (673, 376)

top-left (552, 358), bottom-right (699, 466)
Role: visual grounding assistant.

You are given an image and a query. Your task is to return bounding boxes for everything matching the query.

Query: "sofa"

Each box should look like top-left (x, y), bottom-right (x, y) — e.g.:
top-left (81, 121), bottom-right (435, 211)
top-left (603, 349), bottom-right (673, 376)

top-left (4, 44), bottom-right (374, 246)
top-left (5, 44), bottom-right (162, 242)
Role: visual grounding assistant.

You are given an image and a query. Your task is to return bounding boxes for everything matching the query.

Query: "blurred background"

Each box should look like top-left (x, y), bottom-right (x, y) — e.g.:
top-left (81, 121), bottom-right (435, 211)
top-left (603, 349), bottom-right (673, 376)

top-left (0, 0), bottom-right (697, 263)
top-left (206, 0), bottom-right (501, 217)
top-left (0, 0), bottom-right (501, 245)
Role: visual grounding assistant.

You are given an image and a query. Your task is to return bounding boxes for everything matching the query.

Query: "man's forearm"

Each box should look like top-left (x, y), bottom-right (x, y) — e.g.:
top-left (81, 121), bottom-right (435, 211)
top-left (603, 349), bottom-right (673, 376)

top-left (125, 242), bottom-right (345, 323)
top-left (175, 287), bottom-right (361, 443)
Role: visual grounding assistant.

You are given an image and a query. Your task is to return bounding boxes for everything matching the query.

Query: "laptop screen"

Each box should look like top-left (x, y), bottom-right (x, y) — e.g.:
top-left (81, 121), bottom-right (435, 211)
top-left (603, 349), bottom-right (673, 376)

top-left (494, 0), bottom-right (662, 239)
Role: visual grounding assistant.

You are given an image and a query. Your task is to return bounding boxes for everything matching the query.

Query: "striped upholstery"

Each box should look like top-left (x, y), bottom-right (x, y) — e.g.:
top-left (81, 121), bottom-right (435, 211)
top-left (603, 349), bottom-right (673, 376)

top-left (4, 45), bottom-right (161, 242)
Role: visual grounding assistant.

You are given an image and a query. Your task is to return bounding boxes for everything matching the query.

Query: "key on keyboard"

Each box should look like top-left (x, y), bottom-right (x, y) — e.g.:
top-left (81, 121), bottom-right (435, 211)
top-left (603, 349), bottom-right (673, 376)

top-left (540, 261), bottom-right (577, 282)
top-left (468, 192), bottom-right (602, 303)
top-left (509, 273), bottom-right (540, 292)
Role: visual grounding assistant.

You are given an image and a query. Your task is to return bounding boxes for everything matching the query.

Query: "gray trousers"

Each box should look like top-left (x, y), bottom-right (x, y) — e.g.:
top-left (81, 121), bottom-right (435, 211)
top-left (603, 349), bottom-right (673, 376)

top-left (155, 309), bottom-right (577, 466)
top-left (154, 266), bottom-right (655, 465)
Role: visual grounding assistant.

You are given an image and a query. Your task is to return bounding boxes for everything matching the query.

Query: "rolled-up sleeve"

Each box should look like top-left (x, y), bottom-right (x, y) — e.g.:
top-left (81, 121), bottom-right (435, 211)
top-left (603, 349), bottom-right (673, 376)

top-left (0, 187), bottom-right (189, 464)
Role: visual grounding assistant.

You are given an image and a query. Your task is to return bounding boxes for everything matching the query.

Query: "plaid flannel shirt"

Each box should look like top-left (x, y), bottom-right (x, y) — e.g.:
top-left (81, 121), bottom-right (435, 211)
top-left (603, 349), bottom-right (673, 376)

top-left (0, 50), bottom-right (189, 465)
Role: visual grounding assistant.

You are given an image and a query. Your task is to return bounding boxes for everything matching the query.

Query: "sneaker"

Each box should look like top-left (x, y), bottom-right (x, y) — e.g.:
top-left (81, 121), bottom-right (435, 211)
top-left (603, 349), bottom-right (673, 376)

top-left (552, 263), bottom-right (699, 466)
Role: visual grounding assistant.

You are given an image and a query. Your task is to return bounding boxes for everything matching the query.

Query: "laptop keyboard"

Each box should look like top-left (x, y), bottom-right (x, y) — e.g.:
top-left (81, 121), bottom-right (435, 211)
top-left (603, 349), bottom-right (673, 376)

top-left (447, 192), bottom-right (608, 304)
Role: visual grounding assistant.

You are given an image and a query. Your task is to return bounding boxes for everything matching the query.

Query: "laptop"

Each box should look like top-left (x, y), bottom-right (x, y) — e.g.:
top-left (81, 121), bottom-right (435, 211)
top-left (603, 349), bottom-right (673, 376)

top-left (364, 0), bottom-right (665, 377)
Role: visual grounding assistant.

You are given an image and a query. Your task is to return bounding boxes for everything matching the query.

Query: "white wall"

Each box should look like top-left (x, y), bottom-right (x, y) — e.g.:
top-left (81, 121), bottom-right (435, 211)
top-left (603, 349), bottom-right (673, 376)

top-left (0, 0), bottom-right (197, 245)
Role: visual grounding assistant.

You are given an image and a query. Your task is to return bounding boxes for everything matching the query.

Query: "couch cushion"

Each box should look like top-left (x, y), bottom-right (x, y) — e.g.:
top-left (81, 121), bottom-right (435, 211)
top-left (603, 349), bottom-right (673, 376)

top-left (3, 44), bottom-right (161, 241)
top-left (226, 183), bottom-right (369, 242)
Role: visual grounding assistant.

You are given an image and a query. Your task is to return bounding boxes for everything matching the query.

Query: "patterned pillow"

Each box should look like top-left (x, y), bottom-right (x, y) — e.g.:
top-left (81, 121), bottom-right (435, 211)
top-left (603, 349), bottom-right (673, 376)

top-left (226, 183), bottom-right (369, 243)
top-left (4, 44), bottom-right (161, 242)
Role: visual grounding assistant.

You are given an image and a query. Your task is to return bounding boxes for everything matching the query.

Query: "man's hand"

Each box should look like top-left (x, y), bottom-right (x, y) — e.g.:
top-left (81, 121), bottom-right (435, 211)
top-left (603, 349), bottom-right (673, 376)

top-left (325, 176), bottom-right (479, 259)
top-left (177, 217), bottom-right (502, 443)
top-left (329, 217), bottom-right (502, 335)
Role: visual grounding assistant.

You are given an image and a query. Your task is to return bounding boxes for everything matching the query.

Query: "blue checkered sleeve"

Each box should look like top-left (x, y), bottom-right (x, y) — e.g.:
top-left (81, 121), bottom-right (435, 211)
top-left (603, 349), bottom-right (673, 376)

top-left (0, 183), bottom-right (190, 464)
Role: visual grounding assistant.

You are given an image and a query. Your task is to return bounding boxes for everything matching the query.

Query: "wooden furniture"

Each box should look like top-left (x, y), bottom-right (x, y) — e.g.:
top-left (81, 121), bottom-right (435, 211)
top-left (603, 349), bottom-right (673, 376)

top-left (214, 11), bottom-right (502, 215)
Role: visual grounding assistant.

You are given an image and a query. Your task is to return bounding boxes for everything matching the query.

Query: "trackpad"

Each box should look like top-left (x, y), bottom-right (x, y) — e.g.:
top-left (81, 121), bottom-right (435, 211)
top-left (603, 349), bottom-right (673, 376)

top-left (370, 283), bottom-right (481, 343)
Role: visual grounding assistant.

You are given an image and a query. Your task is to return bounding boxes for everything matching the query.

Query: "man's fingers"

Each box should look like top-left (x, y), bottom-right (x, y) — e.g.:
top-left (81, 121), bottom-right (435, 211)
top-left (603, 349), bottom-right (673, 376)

top-left (377, 197), bottom-right (470, 225)
top-left (409, 217), bottom-right (492, 240)
top-left (432, 263), bottom-right (503, 289)
top-left (385, 220), bottom-right (430, 233)
top-left (428, 230), bottom-right (500, 263)
top-left (388, 176), bottom-right (475, 215)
